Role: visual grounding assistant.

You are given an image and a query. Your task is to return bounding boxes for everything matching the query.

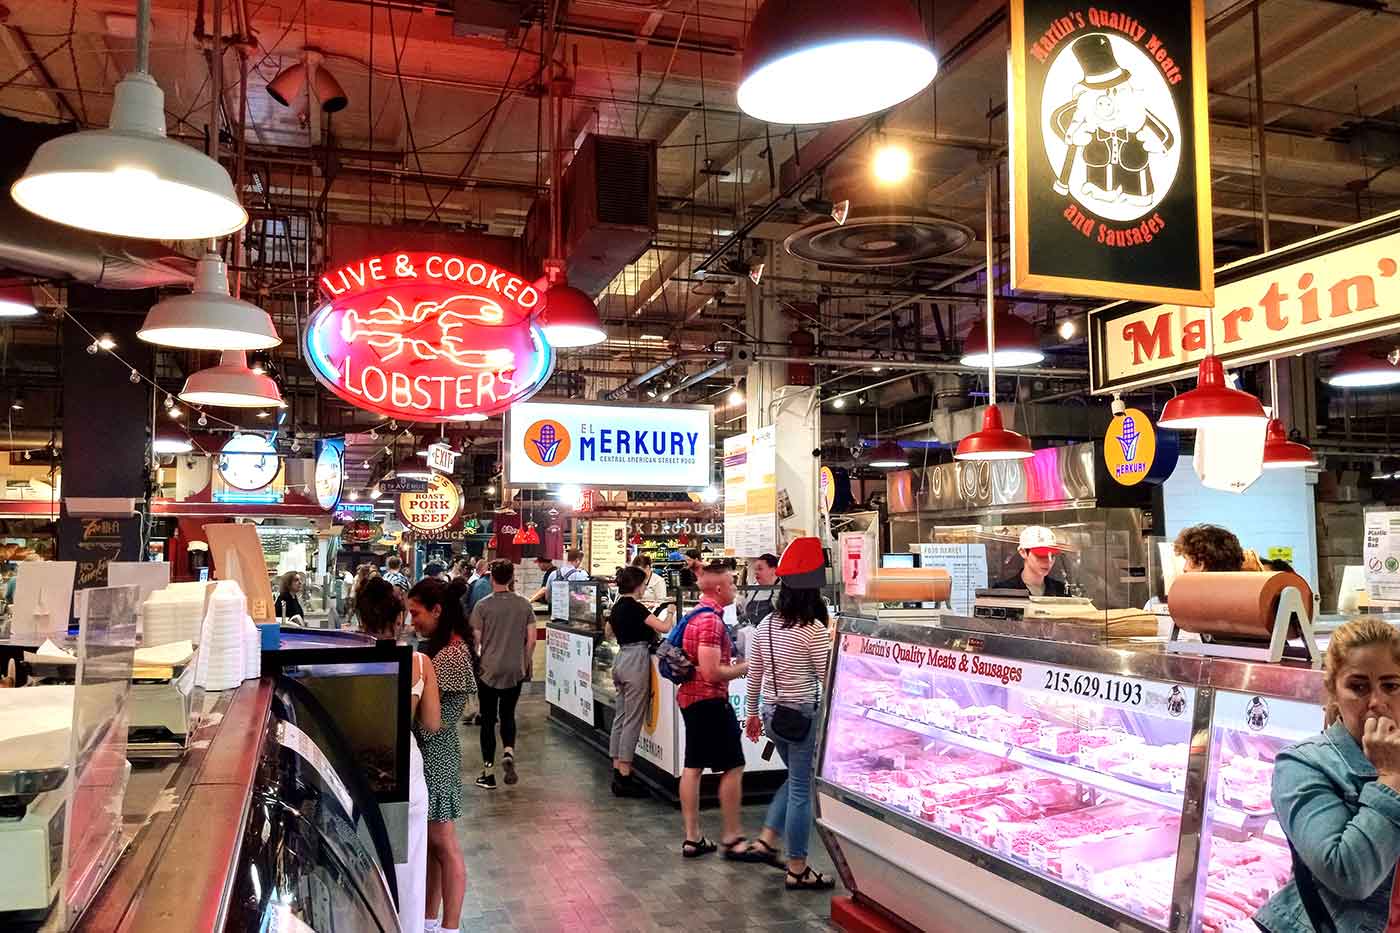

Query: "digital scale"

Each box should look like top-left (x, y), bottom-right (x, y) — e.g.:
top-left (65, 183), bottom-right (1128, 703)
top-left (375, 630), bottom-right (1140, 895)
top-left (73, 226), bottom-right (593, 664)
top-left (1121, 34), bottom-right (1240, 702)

top-left (973, 589), bottom-right (1097, 622)
top-left (0, 768), bottom-right (67, 915)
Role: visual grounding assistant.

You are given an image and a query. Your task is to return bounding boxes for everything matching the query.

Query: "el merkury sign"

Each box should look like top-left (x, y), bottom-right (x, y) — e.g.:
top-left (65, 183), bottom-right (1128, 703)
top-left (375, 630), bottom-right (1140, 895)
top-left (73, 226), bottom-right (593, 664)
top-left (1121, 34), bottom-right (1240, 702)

top-left (504, 399), bottom-right (713, 490)
top-left (1089, 209), bottom-right (1400, 393)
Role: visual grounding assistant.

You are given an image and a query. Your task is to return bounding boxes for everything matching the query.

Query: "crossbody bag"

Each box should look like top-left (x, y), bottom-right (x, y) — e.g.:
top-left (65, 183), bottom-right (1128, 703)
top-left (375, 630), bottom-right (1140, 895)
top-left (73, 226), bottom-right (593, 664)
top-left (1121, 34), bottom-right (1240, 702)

top-left (766, 620), bottom-right (816, 743)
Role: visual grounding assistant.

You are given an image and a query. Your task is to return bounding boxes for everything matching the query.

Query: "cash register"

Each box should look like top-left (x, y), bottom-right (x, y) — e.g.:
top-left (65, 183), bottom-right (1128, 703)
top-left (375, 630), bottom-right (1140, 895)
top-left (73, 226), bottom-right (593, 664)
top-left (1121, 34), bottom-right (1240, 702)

top-left (973, 588), bottom-right (1096, 621)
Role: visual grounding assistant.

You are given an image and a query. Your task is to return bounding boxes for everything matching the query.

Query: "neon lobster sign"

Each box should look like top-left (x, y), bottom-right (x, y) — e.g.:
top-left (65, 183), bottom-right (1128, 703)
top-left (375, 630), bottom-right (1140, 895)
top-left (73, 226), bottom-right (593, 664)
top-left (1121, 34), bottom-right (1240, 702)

top-left (306, 251), bottom-right (555, 422)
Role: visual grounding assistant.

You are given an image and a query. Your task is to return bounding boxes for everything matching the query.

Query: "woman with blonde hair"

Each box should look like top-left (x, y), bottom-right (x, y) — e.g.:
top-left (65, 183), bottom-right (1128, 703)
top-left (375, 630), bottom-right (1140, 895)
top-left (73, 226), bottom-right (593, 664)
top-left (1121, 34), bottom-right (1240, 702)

top-left (1256, 618), bottom-right (1400, 931)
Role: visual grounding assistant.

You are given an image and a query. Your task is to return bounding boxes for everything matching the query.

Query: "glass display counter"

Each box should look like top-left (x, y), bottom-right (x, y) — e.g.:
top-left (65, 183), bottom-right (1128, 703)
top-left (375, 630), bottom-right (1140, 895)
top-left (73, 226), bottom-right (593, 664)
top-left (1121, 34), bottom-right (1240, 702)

top-left (817, 614), bottom-right (1323, 932)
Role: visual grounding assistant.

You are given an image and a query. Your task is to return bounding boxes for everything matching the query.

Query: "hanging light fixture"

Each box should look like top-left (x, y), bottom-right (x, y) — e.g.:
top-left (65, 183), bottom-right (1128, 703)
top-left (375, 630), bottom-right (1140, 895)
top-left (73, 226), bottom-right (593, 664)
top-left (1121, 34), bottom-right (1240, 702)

top-left (956, 167), bottom-right (1034, 462)
top-left (139, 253), bottom-right (281, 350)
top-left (960, 306), bottom-right (1044, 367)
top-left (0, 285), bottom-right (37, 318)
top-left (10, 0), bottom-right (246, 240)
top-left (536, 42), bottom-right (606, 348)
top-left (540, 278), bottom-right (606, 347)
top-left (736, 0), bottom-right (938, 125)
top-left (153, 425), bottom-right (193, 455)
top-left (1327, 341), bottom-right (1400, 389)
top-left (1158, 356), bottom-right (1268, 431)
top-left (179, 350), bottom-right (284, 408)
top-left (267, 52), bottom-right (348, 113)
top-left (866, 438), bottom-right (909, 469)
top-left (1261, 419), bottom-right (1316, 470)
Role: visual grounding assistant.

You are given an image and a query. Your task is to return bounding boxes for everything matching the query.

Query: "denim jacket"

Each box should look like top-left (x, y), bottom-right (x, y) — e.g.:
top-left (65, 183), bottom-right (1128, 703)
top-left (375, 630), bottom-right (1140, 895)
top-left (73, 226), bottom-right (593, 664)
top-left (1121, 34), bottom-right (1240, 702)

top-left (1255, 721), bottom-right (1400, 933)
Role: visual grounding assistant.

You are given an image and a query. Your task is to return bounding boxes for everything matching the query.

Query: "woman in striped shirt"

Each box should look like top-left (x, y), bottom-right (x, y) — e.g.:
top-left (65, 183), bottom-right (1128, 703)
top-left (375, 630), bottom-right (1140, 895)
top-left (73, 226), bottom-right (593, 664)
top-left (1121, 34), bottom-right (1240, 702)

top-left (741, 538), bottom-right (836, 891)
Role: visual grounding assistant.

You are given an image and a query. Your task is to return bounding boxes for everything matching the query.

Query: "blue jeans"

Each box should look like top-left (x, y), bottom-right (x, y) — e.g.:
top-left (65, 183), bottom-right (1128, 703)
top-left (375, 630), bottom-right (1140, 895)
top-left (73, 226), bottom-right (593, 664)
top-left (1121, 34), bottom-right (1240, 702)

top-left (761, 702), bottom-right (818, 860)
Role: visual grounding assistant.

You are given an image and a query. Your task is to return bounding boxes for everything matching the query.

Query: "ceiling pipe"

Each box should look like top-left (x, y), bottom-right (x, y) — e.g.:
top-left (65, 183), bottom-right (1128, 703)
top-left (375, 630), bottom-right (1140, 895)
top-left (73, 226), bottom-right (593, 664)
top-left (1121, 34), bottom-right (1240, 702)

top-left (657, 359), bottom-right (733, 403)
top-left (754, 353), bottom-right (1083, 379)
top-left (601, 354), bottom-right (719, 400)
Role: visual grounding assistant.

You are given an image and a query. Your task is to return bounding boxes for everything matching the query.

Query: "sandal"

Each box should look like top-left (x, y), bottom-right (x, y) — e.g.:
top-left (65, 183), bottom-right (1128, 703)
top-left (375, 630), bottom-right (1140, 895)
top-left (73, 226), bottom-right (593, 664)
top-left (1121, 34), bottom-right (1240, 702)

top-left (747, 838), bottom-right (785, 868)
top-left (682, 837), bottom-right (717, 858)
top-left (722, 836), bottom-right (770, 862)
top-left (786, 867), bottom-right (836, 891)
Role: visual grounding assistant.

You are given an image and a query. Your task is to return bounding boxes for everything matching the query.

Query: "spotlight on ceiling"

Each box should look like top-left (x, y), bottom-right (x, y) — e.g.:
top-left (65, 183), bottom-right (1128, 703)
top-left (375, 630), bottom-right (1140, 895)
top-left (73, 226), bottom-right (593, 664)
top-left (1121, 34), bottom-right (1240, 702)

top-left (872, 143), bottom-right (913, 185)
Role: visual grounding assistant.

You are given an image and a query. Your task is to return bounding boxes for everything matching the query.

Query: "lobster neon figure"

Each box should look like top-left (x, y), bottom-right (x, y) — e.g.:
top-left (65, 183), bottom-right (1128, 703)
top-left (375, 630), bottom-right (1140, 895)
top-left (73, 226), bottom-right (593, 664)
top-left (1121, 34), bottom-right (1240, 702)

top-left (305, 251), bottom-right (555, 423)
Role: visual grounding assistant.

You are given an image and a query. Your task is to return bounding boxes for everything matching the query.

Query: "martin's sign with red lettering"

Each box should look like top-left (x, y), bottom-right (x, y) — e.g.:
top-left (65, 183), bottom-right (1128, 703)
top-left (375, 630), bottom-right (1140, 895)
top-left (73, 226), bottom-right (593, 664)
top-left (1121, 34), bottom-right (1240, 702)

top-left (306, 251), bottom-right (555, 422)
top-left (1090, 210), bottom-right (1400, 393)
top-left (1010, 0), bottom-right (1213, 305)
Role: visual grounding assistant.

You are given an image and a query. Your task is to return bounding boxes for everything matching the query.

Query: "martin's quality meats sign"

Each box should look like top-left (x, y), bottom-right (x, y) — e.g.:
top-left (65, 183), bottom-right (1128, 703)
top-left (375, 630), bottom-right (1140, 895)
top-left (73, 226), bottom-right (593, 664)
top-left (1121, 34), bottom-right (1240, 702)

top-left (306, 251), bottom-right (555, 422)
top-left (1010, 0), bottom-right (1213, 305)
top-left (1090, 209), bottom-right (1400, 393)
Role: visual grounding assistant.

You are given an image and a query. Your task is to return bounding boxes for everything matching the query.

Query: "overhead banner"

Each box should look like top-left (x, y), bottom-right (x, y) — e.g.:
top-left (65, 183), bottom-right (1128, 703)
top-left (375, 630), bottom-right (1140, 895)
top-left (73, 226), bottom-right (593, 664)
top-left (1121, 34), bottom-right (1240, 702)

top-left (1089, 209), bottom-right (1400, 393)
top-left (306, 251), bottom-right (555, 423)
top-left (505, 399), bottom-right (712, 489)
top-left (723, 426), bottom-right (777, 558)
top-left (1010, 0), bottom-right (1213, 305)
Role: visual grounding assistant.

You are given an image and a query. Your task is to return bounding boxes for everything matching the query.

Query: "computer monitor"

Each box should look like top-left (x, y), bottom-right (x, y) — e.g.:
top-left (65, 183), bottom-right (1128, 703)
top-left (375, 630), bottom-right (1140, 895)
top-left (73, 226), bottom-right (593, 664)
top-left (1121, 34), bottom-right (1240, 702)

top-left (881, 553), bottom-right (916, 569)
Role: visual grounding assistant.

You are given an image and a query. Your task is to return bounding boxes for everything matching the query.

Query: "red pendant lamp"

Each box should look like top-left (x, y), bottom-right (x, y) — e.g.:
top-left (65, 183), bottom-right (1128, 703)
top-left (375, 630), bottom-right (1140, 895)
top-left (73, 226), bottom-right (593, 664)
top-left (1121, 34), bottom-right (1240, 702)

top-left (955, 405), bottom-right (1033, 461)
top-left (955, 168), bottom-right (1034, 462)
top-left (1262, 418), bottom-right (1317, 470)
top-left (960, 306), bottom-right (1044, 368)
top-left (866, 438), bottom-right (910, 469)
top-left (1158, 356), bottom-right (1268, 431)
top-left (1327, 341), bottom-right (1400, 389)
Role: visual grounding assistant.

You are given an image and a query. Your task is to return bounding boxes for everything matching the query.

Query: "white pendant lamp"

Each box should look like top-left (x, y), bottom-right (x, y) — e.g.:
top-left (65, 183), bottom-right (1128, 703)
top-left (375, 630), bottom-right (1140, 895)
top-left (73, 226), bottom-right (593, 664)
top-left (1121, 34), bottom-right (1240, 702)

top-left (0, 285), bottom-right (38, 318)
top-left (10, 1), bottom-right (246, 241)
top-left (737, 0), bottom-right (938, 125)
top-left (179, 350), bottom-right (284, 408)
top-left (139, 253), bottom-right (280, 350)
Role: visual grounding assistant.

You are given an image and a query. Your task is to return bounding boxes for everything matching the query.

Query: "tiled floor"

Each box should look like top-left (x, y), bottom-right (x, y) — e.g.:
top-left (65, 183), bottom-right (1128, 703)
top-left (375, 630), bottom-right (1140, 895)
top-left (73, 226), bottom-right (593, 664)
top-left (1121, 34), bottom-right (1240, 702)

top-left (451, 692), bottom-right (843, 932)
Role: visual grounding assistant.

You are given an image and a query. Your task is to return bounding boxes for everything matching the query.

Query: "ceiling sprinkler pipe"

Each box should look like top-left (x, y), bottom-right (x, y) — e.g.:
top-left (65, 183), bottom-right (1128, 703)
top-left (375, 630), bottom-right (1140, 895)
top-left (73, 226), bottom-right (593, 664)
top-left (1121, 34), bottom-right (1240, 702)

top-left (657, 359), bottom-right (733, 403)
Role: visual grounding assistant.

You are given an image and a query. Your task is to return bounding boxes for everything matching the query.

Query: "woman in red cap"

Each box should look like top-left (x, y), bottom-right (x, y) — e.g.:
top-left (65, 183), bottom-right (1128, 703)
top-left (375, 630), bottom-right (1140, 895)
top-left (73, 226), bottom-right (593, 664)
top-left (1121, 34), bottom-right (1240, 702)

top-left (739, 536), bottom-right (836, 890)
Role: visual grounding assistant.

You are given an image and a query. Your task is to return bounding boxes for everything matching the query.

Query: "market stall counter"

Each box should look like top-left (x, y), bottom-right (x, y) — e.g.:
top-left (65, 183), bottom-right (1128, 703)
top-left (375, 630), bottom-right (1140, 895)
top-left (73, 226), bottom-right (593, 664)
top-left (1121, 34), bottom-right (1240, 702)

top-left (818, 613), bottom-right (1324, 933)
top-left (545, 582), bottom-right (790, 802)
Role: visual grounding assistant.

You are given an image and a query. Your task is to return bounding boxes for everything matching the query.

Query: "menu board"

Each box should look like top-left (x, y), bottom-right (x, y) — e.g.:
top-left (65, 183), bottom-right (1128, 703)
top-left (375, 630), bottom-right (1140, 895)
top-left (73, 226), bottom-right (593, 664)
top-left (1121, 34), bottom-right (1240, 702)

top-left (917, 543), bottom-right (990, 614)
top-left (723, 426), bottom-right (777, 557)
top-left (588, 520), bottom-right (627, 577)
top-left (545, 627), bottom-right (594, 721)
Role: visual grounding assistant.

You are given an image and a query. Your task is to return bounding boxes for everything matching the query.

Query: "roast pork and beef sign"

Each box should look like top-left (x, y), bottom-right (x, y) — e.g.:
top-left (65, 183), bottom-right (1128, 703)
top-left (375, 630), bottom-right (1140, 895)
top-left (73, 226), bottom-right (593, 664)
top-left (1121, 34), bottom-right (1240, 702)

top-left (1010, 0), bottom-right (1213, 305)
top-left (1089, 209), bottom-right (1400, 393)
top-left (306, 251), bottom-right (555, 422)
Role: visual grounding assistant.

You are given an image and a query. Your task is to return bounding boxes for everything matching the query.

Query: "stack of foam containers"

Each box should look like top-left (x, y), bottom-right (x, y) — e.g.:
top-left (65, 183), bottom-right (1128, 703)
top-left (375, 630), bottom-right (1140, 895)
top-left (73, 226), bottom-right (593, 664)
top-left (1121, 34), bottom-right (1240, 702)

top-left (141, 586), bottom-right (206, 647)
top-left (196, 579), bottom-right (254, 691)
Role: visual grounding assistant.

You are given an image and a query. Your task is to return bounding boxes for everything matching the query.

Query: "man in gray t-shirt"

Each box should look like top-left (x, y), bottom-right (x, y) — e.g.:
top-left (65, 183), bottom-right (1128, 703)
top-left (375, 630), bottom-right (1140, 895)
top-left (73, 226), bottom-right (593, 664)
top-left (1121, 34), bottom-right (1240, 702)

top-left (469, 561), bottom-right (537, 789)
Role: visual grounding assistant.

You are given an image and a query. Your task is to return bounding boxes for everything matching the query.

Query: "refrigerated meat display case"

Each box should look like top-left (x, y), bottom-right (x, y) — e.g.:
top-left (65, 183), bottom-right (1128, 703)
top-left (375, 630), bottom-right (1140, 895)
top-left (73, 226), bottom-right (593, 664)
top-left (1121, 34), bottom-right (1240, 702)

top-left (817, 615), bottom-right (1324, 933)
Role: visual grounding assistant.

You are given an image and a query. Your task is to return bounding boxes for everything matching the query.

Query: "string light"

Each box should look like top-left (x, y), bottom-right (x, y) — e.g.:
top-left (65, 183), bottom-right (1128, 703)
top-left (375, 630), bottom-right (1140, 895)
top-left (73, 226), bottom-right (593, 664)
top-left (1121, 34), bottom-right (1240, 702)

top-left (198, 412), bottom-right (208, 426)
top-left (129, 368), bottom-right (141, 383)
top-left (168, 405), bottom-right (182, 419)
top-left (86, 340), bottom-right (99, 355)
top-left (164, 394), bottom-right (175, 411)
top-left (96, 334), bottom-right (116, 351)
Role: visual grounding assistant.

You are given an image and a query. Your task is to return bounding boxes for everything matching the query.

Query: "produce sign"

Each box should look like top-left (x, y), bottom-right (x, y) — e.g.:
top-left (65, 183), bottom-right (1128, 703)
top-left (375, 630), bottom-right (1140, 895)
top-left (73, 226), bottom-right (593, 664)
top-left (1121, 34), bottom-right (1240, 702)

top-left (842, 634), bottom-right (1194, 719)
top-left (1010, 0), bottom-right (1213, 304)
top-left (1090, 208), bottom-right (1400, 393)
top-left (397, 473), bottom-right (462, 534)
top-left (307, 251), bottom-right (555, 423)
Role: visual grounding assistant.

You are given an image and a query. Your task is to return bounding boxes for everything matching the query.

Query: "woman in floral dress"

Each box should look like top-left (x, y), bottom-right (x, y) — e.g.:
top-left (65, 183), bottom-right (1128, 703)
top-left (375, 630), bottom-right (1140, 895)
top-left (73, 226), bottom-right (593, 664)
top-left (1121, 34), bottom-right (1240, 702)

top-left (407, 576), bottom-right (475, 933)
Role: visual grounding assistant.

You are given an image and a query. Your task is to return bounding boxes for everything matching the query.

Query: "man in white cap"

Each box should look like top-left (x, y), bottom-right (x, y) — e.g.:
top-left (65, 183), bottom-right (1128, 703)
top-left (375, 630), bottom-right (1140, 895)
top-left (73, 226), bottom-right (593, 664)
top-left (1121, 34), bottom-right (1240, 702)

top-left (992, 526), bottom-right (1069, 597)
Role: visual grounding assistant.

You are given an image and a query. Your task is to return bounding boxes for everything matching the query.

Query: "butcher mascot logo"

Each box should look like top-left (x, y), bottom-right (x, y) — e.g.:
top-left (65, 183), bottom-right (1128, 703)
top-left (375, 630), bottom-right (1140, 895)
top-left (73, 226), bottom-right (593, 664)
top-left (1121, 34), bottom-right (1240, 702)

top-left (1043, 32), bottom-right (1181, 222)
top-left (1245, 696), bottom-right (1270, 731)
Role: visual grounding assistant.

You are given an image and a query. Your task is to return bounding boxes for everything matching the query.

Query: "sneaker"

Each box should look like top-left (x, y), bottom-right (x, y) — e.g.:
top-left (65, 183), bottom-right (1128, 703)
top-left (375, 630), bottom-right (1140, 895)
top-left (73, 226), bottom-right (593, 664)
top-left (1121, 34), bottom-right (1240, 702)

top-left (502, 756), bottom-right (518, 785)
top-left (475, 771), bottom-right (497, 790)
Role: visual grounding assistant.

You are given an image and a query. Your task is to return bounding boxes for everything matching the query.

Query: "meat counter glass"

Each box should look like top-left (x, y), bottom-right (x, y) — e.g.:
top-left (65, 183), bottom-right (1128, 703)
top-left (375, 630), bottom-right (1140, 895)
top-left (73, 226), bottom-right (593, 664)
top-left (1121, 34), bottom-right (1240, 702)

top-left (816, 615), bottom-right (1324, 933)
